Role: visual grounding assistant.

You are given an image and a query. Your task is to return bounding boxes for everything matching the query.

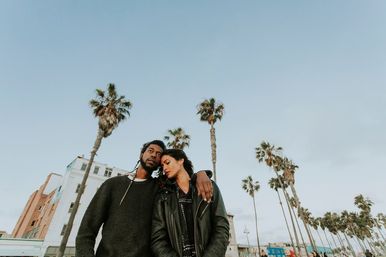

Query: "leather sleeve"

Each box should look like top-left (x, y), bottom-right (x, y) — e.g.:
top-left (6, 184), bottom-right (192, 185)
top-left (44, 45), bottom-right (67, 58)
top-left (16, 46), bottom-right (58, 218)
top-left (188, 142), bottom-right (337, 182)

top-left (202, 182), bottom-right (230, 257)
top-left (151, 194), bottom-right (180, 257)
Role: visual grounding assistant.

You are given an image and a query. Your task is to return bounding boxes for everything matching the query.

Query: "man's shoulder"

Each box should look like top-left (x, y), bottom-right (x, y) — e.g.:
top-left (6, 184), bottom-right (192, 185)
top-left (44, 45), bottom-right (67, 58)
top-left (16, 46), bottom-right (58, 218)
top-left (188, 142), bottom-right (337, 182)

top-left (102, 175), bottom-right (128, 186)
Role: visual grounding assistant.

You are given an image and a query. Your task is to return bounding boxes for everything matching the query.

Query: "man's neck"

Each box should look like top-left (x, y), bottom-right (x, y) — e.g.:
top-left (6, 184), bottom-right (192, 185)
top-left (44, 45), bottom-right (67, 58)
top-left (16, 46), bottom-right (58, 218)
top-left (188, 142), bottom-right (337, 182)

top-left (136, 166), bottom-right (151, 179)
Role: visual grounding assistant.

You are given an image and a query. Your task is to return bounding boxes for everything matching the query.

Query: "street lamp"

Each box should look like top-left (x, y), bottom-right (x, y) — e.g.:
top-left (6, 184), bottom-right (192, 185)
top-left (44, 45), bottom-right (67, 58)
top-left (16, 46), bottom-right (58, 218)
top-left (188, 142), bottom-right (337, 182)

top-left (244, 227), bottom-right (251, 257)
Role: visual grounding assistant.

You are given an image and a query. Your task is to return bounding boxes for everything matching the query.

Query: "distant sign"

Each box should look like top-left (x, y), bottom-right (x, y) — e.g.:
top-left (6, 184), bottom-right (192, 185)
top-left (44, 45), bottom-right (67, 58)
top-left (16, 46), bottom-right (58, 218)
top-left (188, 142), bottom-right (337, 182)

top-left (267, 247), bottom-right (286, 257)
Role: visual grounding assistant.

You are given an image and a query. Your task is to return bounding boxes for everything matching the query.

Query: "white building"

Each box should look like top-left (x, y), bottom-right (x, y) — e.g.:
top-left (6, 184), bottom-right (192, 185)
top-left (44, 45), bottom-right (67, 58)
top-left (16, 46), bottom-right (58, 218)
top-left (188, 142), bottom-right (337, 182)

top-left (41, 156), bottom-right (127, 256)
top-left (226, 214), bottom-right (240, 257)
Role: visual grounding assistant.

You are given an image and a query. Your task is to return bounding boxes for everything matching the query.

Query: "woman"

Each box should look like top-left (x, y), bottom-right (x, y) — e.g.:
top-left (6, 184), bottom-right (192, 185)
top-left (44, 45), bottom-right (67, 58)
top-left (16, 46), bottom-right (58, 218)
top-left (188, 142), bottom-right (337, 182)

top-left (151, 149), bottom-right (229, 257)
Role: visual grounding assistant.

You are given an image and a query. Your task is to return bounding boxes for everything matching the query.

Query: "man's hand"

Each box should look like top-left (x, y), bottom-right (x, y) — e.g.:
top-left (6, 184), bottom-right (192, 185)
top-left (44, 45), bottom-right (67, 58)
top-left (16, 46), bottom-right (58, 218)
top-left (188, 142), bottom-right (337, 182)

top-left (195, 170), bottom-right (213, 202)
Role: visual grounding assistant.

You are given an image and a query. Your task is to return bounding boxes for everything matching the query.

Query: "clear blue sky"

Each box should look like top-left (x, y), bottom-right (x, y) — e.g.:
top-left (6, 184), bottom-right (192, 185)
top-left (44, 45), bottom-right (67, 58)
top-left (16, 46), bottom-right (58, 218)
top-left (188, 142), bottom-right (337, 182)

top-left (1, 0), bottom-right (385, 245)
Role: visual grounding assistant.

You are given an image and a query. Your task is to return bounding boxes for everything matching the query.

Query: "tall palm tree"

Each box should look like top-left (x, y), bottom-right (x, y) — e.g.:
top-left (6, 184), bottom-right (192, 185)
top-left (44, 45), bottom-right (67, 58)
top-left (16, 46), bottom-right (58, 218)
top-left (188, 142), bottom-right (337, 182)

top-left (288, 197), bottom-right (308, 252)
top-left (338, 211), bottom-right (357, 257)
top-left (56, 84), bottom-right (132, 257)
top-left (354, 195), bottom-right (373, 214)
top-left (300, 207), bottom-right (318, 252)
top-left (375, 214), bottom-right (386, 241)
top-left (321, 214), bottom-right (340, 252)
top-left (316, 217), bottom-right (336, 257)
top-left (282, 157), bottom-right (317, 252)
top-left (256, 142), bottom-right (303, 256)
top-left (354, 195), bottom-right (385, 255)
top-left (196, 98), bottom-right (224, 181)
top-left (269, 177), bottom-right (296, 252)
top-left (164, 127), bottom-right (190, 150)
top-left (242, 175), bottom-right (261, 256)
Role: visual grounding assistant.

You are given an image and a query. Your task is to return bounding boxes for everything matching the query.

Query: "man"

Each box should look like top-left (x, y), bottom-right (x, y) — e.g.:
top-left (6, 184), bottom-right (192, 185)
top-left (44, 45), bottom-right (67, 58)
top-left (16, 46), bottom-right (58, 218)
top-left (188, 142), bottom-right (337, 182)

top-left (76, 140), bottom-right (213, 257)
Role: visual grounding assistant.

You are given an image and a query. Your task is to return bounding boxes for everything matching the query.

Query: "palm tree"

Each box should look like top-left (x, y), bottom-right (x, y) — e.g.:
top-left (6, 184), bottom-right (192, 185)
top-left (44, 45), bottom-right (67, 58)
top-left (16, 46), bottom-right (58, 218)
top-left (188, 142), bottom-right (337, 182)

top-left (282, 157), bottom-right (317, 252)
top-left (316, 217), bottom-right (336, 257)
top-left (338, 211), bottom-right (357, 257)
top-left (288, 197), bottom-right (309, 254)
top-left (268, 177), bottom-right (296, 253)
top-left (196, 98), bottom-right (224, 181)
top-left (164, 127), bottom-right (190, 150)
top-left (354, 195), bottom-right (373, 216)
top-left (256, 142), bottom-right (303, 256)
top-left (354, 195), bottom-right (385, 255)
top-left (321, 214), bottom-right (340, 252)
top-left (56, 84), bottom-right (132, 257)
top-left (375, 214), bottom-right (386, 241)
top-left (242, 175), bottom-right (261, 256)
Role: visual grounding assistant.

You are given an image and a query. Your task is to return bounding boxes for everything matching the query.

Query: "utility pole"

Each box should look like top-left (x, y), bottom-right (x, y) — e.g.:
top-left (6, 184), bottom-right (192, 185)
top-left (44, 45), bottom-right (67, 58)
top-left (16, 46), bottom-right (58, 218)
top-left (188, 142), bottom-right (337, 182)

top-left (244, 227), bottom-right (251, 257)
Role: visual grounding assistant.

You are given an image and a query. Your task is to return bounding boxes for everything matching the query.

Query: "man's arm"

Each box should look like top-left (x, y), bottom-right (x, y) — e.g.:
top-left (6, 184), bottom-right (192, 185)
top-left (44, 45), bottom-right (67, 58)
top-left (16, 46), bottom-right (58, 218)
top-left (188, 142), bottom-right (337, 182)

top-left (193, 170), bottom-right (213, 202)
top-left (76, 182), bottom-right (110, 257)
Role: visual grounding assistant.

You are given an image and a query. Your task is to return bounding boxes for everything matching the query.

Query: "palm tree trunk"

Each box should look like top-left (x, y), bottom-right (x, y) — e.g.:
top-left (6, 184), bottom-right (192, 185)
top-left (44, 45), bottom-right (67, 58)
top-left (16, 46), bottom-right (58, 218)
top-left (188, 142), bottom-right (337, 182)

top-left (343, 232), bottom-right (357, 257)
top-left (336, 233), bottom-right (345, 251)
top-left (56, 129), bottom-right (104, 257)
top-left (209, 123), bottom-right (217, 182)
top-left (375, 227), bottom-right (386, 244)
top-left (316, 229), bottom-right (326, 250)
top-left (252, 194), bottom-right (261, 257)
top-left (329, 232), bottom-right (341, 251)
top-left (289, 183), bottom-right (317, 252)
top-left (373, 230), bottom-right (386, 254)
top-left (354, 236), bottom-right (366, 253)
top-left (289, 202), bottom-right (309, 255)
top-left (273, 172), bottom-right (302, 257)
top-left (349, 236), bottom-right (361, 255)
top-left (369, 235), bottom-right (381, 255)
top-left (276, 190), bottom-right (296, 253)
top-left (361, 238), bottom-right (370, 251)
top-left (322, 229), bottom-right (335, 257)
top-left (375, 223), bottom-right (386, 241)
top-left (372, 232), bottom-right (386, 254)
top-left (365, 238), bottom-right (379, 256)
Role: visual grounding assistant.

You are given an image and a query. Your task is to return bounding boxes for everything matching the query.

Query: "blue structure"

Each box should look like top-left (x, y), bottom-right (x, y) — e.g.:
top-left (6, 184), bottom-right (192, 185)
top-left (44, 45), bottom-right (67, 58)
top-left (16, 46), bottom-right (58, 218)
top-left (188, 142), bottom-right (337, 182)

top-left (306, 245), bottom-right (333, 254)
top-left (267, 247), bottom-right (286, 257)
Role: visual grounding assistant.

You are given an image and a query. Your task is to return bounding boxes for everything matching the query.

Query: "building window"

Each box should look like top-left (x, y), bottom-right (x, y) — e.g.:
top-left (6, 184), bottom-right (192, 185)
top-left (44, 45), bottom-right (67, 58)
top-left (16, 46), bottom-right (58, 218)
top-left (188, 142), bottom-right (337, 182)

top-left (104, 167), bottom-right (112, 177)
top-left (93, 166), bottom-right (100, 174)
top-left (117, 173), bottom-right (122, 176)
top-left (61, 224), bottom-right (67, 236)
top-left (68, 202), bottom-right (75, 213)
top-left (76, 184), bottom-right (81, 193)
top-left (80, 163), bottom-right (87, 171)
top-left (58, 186), bottom-right (62, 192)
top-left (31, 220), bottom-right (36, 226)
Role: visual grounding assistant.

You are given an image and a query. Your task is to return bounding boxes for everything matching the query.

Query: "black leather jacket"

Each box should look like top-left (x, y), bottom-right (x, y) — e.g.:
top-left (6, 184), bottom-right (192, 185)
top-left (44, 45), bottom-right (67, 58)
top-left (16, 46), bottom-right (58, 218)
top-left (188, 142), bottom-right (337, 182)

top-left (151, 181), bottom-right (229, 257)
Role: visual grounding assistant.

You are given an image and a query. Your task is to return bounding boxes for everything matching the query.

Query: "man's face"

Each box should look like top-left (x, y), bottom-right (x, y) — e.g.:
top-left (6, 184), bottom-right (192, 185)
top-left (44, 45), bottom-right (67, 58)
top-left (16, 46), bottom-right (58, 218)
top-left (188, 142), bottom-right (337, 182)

top-left (140, 144), bottom-right (163, 173)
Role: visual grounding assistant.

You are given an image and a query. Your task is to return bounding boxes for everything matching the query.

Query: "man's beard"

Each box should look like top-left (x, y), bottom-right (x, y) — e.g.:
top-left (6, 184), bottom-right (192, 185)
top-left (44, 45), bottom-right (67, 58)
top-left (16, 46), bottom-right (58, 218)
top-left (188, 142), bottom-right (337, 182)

top-left (140, 158), bottom-right (159, 174)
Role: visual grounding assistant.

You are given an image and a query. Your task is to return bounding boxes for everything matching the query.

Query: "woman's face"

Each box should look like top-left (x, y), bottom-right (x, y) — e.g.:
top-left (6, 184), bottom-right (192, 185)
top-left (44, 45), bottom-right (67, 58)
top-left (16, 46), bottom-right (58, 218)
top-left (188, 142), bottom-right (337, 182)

top-left (161, 155), bottom-right (184, 179)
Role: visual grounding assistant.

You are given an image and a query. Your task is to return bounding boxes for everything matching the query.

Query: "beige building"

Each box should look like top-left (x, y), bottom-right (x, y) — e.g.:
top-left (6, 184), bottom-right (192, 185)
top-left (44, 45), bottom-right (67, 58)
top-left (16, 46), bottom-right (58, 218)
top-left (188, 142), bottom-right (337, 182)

top-left (12, 173), bottom-right (62, 239)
